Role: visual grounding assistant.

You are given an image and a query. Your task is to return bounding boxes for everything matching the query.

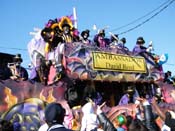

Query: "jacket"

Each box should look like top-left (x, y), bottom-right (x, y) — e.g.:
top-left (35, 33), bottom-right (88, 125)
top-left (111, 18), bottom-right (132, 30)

top-left (47, 124), bottom-right (73, 131)
top-left (97, 112), bottom-right (117, 131)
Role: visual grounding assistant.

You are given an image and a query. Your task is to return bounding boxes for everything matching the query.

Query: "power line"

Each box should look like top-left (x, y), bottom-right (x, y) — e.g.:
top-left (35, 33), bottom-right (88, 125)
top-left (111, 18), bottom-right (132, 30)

top-left (111, 0), bottom-right (172, 32)
top-left (1, 0), bottom-right (174, 51)
top-left (0, 46), bottom-right (27, 51)
top-left (117, 0), bottom-right (175, 35)
top-left (110, 0), bottom-right (172, 32)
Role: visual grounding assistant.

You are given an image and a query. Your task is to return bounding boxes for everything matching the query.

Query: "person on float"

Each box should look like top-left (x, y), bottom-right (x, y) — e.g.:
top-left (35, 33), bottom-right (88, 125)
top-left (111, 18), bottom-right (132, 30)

top-left (40, 27), bottom-right (60, 85)
top-left (132, 37), bottom-right (155, 58)
top-left (80, 29), bottom-right (92, 45)
top-left (109, 34), bottom-right (119, 48)
top-left (72, 27), bottom-right (80, 42)
top-left (8, 54), bottom-right (28, 81)
top-left (117, 37), bottom-right (129, 52)
top-left (59, 16), bottom-right (74, 44)
top-left (94, 29), bottom-right (109, 49)
top-left (132, 36), bottom-right (159, 68)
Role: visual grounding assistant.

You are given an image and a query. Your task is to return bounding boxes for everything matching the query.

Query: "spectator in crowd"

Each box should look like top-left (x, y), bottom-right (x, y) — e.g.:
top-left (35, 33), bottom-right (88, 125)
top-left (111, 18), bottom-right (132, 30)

top-left (96, 102), bottom-right (117, 131)
top-left (44, 102), bottom-right (73, 131)
top-left (80, 100), bottom-right (99, 131)
top-left (118, 86), bottom-right (139, 105)
top-left (8, 54), bottom-right (28, 81)
top-left (127, 118), bottom-right (148, 131)
top-left (151, 96), bottom-right (175, 131)
top-left (0, 119), bottom-right (14, 131)
top-left (71, 105), bottom-right (82, 131)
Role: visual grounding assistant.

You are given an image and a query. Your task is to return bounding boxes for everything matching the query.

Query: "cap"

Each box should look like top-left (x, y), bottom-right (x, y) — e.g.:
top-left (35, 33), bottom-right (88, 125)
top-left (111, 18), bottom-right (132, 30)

top-left (45, 103), bottom-right (65, 124)
top-left (137, 37), bottom-right (145, 44)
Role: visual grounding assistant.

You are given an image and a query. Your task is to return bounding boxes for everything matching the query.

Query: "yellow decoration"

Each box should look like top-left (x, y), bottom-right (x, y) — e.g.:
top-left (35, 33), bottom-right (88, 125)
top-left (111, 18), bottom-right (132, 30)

top-left (72, 105), bottom-right (81, 110)
top-left (51, 23), bottom-right (60, 29)
top-left (45, 43), bottom-right (50, 53)
top-left (59, 16), bottom-right (73, 31)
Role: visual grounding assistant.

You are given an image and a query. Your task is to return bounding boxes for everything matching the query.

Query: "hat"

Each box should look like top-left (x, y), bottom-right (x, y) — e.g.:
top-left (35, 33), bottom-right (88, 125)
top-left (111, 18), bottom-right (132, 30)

top-left (137, 37), bottom-right (145, 44)
top-left (99, 29), bottom-right (105, 34)
top-left (41, 27), bottom-right (54, 42)
top-left (45, 103), bottom-right (65, 124)
top-left (111, 34), bottom-right (119, 42)
top-left (126, 86), bottom-right (134, 93)
top-left (120, 37), bottom-right (126, 44)
top-left (81, 29), bottom-right (90, 37)
top-left (13, 54), bottom-right (23, 63)
top-left (59, 16), bottom-right (73, 31)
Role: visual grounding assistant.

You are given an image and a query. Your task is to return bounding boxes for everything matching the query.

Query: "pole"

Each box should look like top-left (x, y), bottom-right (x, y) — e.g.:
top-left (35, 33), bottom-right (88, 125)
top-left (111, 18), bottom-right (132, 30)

top-left (73, 7), bottom-right (78, 29)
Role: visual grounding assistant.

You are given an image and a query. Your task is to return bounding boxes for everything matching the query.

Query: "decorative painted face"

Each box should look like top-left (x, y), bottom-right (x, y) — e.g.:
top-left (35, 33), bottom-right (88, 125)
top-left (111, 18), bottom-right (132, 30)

top-left (62, 25), bottom-right (70, 34)
top-left (83, 33), bottom-right (88, 39)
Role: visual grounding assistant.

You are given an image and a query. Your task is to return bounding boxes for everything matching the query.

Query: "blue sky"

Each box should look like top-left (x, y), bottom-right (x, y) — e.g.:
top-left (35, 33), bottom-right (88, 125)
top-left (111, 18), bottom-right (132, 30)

top-left (0, 0), bottom-right (175, 74)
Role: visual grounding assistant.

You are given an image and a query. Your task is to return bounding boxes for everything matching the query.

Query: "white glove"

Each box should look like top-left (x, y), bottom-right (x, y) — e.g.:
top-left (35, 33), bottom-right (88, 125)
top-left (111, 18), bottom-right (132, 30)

top-left (146, 46), bottom-right (153, 52)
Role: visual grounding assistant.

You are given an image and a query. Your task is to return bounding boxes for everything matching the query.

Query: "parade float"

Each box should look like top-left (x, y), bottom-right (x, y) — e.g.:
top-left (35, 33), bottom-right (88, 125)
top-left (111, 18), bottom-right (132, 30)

top-left (0, 14), bottom-right (173, 131)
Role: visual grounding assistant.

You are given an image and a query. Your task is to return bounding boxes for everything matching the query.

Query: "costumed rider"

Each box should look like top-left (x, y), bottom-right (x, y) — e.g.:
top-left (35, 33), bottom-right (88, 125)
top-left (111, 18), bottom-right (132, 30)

top-left (118, 37), bottom-right (129, 52)
top-left (94, 29), bottom-right (109, 48)
top-left (132, 37), bottom-right (157, 64)
top-left (59, 16), bottom-right (74, 43)
top-left (109, 34), bottom-right (119, 48)
top-left (133, 37), bottom-right (147, 55)
top-left (8, 54), bottom-right (28, 81)
top-left (72, 27), bottom-right (80, 42)
top-left (80, 29), bottom-right (91, 45)
top-left (41, 20), bottom-right (64, 84)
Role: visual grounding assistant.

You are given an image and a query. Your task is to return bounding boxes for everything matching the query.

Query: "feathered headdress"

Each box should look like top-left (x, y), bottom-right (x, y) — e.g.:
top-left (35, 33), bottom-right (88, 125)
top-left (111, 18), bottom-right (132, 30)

top-left (59, 16), bottom-right (73, 31)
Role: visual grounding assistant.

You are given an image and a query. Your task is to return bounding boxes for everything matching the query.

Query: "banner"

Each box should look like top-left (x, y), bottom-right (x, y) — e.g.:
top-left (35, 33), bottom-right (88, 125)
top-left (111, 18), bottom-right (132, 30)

top-left (92, 51), bottom-right (146, 73)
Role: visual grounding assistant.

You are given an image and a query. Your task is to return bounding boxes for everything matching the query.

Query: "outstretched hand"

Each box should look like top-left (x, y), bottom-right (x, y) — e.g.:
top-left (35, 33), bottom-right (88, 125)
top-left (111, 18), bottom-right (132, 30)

top-left (96, 102), bottom-right (106, 115)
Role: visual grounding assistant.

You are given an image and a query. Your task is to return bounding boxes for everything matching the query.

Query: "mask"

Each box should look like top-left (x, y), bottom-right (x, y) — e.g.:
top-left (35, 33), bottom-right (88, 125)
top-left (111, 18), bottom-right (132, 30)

top-left (15, 62), bottom-right (21, 68)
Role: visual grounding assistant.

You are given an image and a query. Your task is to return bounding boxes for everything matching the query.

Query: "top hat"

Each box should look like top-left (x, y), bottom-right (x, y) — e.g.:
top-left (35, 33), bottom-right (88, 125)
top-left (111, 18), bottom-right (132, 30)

top-left (120, 37), bottom-right (126, 44)
top-left (99, 29), bottom-right (105, 34)
top-left (81, 29), bottom-right (90, 37)
top-left (137, 37), bottom-right (145, 44)
top-left (13, 54), bottom-right (23, 63)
